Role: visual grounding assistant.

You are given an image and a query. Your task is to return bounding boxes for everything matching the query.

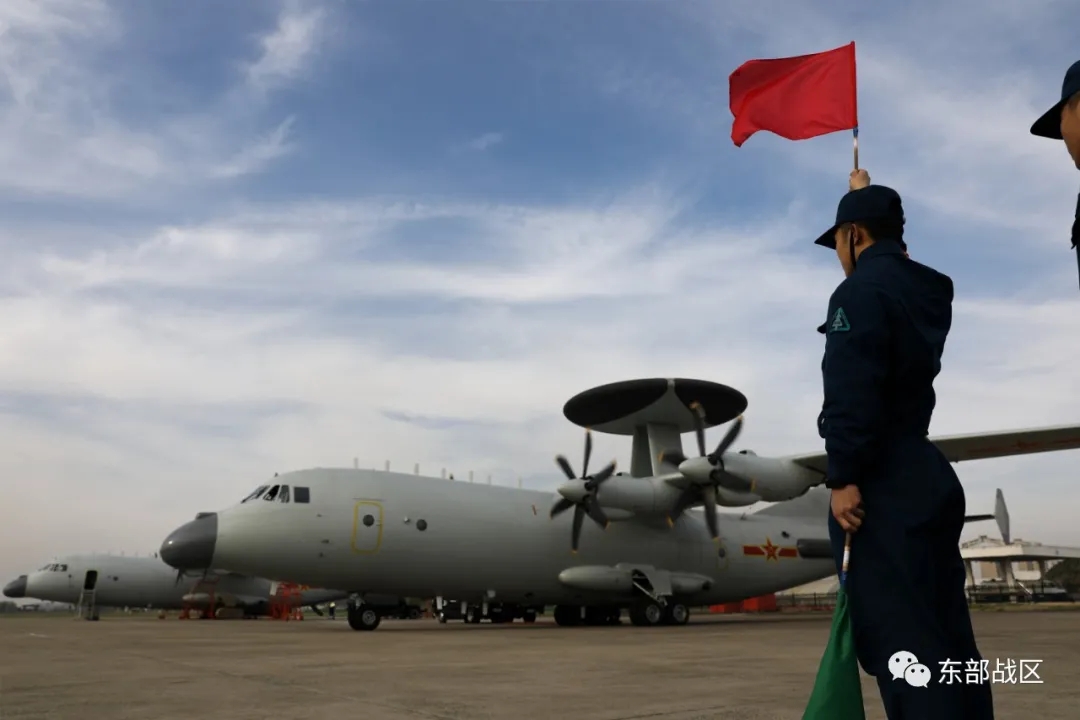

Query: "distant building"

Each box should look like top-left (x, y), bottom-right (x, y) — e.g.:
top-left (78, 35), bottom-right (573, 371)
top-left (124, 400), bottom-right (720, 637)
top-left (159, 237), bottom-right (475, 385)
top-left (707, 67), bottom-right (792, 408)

top-left (780, 534), bottom-right (1077, 598)
top-left (961, 535), bottom-right (1063, 583)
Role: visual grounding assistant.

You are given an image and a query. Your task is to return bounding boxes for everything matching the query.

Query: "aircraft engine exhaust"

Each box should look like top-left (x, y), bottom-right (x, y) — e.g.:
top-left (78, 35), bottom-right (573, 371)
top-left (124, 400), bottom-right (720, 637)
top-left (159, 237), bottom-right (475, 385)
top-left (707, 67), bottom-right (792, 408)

top-left (549, 428), bottom-right (616, 553)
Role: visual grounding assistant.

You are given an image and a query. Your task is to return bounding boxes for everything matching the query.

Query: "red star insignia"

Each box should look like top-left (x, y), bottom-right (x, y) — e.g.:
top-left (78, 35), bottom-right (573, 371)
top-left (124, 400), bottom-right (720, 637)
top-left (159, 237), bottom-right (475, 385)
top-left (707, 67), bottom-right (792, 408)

top-left (762, 537), bottom-right (780, 561)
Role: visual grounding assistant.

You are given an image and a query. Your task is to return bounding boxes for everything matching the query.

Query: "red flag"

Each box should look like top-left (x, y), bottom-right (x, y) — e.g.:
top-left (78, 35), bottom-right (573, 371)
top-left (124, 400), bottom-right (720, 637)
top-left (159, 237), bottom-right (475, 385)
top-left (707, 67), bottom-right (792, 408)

top-left (729, 42), bottom-right (857, 147)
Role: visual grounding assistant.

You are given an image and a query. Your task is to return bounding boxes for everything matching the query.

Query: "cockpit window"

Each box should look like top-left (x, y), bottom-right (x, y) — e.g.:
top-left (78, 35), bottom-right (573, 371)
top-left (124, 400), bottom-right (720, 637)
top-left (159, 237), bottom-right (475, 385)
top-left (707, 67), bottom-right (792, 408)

top-left (263, 484), bottom-right (280, 501)
top-left (241, 485), bottom-right (269, 504)
top-left (277, 485), bottom-right (290, 503)
top-left (294, 486), bottom-right (310, 504)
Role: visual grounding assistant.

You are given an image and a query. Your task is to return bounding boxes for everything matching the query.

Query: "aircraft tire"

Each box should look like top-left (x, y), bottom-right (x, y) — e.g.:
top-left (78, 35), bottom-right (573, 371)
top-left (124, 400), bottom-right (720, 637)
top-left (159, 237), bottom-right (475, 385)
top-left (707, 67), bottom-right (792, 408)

top-left (465, 606), bottom-right (482, 624)
top-left (629, 601), bottom-right (664, 627)
top-left (348, 606), bottom-right (381, 631)
top-left (665, 603), bottom-right (690, 626)
top-left (437, 612), bottom-right (448, 624)
top-left (522, 610), bottom-right (537, 623)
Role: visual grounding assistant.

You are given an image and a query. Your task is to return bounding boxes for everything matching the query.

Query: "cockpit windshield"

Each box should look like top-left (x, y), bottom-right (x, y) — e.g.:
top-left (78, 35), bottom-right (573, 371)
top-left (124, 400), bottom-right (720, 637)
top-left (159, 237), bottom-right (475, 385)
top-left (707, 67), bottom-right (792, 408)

top-left (240, 485), bottom-right (269, 503)
top-left (239, 483), bottom-right (307, 504)
top-left (38, 563), bottom-right (68, 572)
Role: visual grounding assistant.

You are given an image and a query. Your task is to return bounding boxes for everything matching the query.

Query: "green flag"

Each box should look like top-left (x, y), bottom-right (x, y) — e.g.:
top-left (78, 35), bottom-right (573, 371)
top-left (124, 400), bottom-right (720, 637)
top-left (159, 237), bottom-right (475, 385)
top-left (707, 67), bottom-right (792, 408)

top-left (802, 534), bottom-right (865, 720)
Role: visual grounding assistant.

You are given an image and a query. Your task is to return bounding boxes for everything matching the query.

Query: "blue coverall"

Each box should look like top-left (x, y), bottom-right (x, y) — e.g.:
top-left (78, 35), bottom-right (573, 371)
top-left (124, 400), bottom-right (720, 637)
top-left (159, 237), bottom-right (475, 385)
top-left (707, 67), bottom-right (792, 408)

top-left (818, 238), bottom-right (995, 719)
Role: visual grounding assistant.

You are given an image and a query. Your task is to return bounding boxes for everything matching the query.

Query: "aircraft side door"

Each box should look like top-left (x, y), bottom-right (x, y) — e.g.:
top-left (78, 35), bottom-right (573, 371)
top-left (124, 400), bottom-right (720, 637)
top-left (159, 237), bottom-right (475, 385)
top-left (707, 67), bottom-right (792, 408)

top-left (351, 500), bottom-right (384, 554)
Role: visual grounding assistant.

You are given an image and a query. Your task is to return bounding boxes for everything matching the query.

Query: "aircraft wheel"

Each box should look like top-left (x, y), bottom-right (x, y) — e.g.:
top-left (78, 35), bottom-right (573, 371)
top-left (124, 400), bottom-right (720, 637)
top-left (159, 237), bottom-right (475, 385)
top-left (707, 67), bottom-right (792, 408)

top-left (465, 606), bottom-right (482, 624)
top-left (437, 612), bottom-right (448, 624)
top-left (629, 601), bottom-right (664, 627)
top-left (553, 604), bottom-right (581, 626)
top-left (348, 606), bottom-right (381, 631)
top-left (665, 603), bottom-right (690, 626)
top-left (522, 610), bottom-right (537, 623)
top-left (606, 607), bottom-right (622, 625)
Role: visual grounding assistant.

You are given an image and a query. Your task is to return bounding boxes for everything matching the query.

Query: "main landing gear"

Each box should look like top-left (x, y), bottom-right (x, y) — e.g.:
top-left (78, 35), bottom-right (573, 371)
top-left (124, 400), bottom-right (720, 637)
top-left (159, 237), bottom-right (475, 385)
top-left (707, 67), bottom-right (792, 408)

top-left (551, 601), bottom-right (690, 627)
top-left (628, 599), bottom-right (690, 627)
top-left (347, 603), bottom-right (381, 631)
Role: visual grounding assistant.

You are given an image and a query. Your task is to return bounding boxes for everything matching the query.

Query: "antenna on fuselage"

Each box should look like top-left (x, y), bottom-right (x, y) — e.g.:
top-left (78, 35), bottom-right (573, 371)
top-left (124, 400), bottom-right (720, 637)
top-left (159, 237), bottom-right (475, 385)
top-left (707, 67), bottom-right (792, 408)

top-left (469, 470), bottom-right (474, 483)
top-left (414, 463), bottom-right (419, 475)
top-left (353, 458), bottom-right (359, 469)
top-left (487, 474), bottom-right (491, 485)
top-left (384, 460), bottom-right (390, 471)
top-left (441, 468), bottom-right (446, 479)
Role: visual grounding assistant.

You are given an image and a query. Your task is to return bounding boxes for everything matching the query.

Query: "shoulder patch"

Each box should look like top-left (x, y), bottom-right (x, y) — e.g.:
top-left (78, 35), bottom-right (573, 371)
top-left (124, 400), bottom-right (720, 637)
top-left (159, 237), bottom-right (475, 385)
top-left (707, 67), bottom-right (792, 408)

top-left (828, 307), bottom-right (851, 333)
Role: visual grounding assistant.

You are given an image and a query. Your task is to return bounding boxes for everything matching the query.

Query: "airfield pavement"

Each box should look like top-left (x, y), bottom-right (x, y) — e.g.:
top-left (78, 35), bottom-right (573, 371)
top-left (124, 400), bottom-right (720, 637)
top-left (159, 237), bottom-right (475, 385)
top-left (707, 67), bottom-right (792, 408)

top-left (1, 609), bottom-right (1077, 720)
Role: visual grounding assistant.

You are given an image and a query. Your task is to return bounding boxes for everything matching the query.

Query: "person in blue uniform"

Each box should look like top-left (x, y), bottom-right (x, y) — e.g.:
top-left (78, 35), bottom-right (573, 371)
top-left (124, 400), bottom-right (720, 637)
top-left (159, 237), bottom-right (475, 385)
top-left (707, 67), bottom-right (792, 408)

top-left (1030, 59), bottom-right (1080, 289)
top-left (814, 170), bottom-right (995, 719)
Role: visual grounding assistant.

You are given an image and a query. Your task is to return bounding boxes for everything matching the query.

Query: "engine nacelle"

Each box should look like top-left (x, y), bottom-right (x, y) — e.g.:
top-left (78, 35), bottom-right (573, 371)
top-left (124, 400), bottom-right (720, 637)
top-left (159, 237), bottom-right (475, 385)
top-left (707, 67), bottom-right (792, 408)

top-left (716, 453), bottom-right (822, 502)
top-left (588, 475), bottom-right (666, 515)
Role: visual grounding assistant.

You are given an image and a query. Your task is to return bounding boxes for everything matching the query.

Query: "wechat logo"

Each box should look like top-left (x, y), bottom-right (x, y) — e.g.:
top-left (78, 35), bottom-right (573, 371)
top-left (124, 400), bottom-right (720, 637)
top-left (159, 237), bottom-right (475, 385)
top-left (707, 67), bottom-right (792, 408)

top-left (889, 650), bottom-right (931, 688)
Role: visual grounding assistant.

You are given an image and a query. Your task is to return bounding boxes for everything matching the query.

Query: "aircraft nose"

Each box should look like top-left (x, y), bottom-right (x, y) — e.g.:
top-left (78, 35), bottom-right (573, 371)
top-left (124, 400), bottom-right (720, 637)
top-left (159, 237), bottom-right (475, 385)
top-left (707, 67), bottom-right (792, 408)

top-left (160, 512), bottom-right (218, 569)
top-left (3, 575), bottom-right (27, 598)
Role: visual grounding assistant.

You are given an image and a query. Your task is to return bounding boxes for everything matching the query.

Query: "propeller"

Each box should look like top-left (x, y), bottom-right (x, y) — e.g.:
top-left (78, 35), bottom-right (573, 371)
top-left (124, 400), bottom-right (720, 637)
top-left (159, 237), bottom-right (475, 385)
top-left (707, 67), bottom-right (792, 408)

top-left (657, 402), bottom-right (744, 540)
top-left (549, 429), bottom-right (617, 553)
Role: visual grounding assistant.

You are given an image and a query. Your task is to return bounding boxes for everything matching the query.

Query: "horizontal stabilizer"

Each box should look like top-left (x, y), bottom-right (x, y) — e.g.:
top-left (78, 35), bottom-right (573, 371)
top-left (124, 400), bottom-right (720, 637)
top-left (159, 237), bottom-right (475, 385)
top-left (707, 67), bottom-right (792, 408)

top-left (787, 424), bottom-right (1080, 476)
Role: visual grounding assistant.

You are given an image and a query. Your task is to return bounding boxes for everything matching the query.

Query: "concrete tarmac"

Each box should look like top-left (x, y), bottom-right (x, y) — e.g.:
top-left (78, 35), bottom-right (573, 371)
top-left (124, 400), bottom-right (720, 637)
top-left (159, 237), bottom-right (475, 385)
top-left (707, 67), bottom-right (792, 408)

top-left (1, 610), bottom-right (1077, 719)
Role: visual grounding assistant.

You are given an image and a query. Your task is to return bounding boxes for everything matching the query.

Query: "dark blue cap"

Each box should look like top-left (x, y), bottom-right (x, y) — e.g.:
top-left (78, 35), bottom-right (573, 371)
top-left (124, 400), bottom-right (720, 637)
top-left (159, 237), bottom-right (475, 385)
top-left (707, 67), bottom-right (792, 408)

top-left (1031, 59), bottom-right (1080, 139)
top-left (814, 184), bottom-right (906, 249)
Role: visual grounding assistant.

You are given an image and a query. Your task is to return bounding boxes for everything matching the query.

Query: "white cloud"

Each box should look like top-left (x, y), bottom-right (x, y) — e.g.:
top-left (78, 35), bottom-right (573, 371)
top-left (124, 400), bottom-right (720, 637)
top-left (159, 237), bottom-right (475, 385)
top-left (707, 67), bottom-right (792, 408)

top-left (241, 1), bottom-right (326, 94)
top-left (3, 1), bottom-right (1080, 590)
top-left (0, 0), bottom-right (324, 201)
top-left (466, 132), bottom-right (505, 151)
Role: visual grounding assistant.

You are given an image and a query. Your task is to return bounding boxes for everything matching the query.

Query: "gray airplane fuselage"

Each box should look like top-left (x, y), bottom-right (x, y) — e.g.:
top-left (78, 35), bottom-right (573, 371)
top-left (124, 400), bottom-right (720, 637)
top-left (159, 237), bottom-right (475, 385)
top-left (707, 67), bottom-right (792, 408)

top-left (189, 469), bottom-right (837, 606)
top-left (4, 554), bottom-right (347, 612)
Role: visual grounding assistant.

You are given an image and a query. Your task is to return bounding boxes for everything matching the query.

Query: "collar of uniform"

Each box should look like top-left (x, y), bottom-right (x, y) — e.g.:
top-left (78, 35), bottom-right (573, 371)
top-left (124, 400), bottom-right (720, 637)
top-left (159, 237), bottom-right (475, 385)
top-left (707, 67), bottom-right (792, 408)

top-left (854, 238), bottom-right (905, 268)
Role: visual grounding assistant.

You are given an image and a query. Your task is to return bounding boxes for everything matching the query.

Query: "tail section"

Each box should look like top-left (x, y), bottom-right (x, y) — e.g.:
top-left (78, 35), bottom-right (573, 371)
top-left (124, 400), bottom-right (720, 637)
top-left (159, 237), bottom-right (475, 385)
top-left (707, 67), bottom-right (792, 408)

top-left (964, 488), bottom-right (1010, 544)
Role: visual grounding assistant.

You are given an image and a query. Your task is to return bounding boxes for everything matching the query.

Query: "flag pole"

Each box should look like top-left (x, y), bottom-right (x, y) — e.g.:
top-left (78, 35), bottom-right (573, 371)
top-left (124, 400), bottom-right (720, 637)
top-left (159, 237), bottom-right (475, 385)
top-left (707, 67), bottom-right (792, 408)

top-left (840, 532), bottom-right (852, 587)
top-left (852, 128), bottom-right (859, 171)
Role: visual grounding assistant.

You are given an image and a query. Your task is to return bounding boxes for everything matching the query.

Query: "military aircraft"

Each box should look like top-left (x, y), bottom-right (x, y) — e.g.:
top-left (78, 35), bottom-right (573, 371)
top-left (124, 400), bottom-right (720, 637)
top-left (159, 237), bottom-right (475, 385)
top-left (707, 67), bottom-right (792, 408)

top-left (3, 552), bottom-right (348, 619)
top-left (159, 378), bottom-right (1080, 631)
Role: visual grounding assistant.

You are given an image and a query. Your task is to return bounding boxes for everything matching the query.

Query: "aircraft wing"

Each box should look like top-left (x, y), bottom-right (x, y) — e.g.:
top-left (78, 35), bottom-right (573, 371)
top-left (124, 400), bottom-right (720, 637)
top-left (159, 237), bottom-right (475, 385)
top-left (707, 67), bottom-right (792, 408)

top-left (787, 424), bottom-right (1080, 476)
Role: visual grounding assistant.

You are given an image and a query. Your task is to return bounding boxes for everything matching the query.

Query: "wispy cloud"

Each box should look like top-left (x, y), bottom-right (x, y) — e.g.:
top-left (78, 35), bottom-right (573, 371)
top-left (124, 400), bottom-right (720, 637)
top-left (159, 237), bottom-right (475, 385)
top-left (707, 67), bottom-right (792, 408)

top-left (2, 1), bottom-right (1079, 586)
top-left (0, 0), bottom-right (325, 201)
top-left (464, 132), bottom-right (504, 151)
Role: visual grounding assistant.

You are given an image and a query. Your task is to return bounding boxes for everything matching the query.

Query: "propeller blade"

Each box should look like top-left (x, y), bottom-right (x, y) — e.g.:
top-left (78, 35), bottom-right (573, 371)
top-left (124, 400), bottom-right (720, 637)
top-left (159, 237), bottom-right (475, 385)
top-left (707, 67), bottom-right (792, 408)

top-left (658, 450), bottom-right (687, 466)
top-left (702, 485), bottom-right (719, 540)
top-left (667, 485), bottom-right (698, 526)
top-left (710, 415), bottom-right (743, 460)
top-left (555, 455), bottom-right (576, 481)
top-left (550, 496), bottom-right (575, 519)
top-left (584, 496), bottom-right (609, 528)
top-left (590, 460), bottom-right (617, 485)
top-left (571, 505), bottom-right (585, 553)
top-left (689, 402), bottom-right (707, 456)
top-left (582, 429), bottom-right (593, 479)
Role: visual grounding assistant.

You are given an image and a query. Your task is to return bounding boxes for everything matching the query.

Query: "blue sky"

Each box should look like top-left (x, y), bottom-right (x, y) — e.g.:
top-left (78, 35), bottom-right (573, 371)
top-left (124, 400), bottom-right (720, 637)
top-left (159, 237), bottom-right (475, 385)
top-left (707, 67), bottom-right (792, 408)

top-left (2, 0), bottom-right (1080, 582)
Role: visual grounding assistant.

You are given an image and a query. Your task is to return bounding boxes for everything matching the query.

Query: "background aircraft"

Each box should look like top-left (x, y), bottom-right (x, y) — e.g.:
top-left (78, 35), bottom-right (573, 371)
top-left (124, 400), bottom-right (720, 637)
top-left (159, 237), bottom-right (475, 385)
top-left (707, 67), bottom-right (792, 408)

top-left (3, 552), bottom-right (348, 619)
top-left (160, 378), bottom-right (1080, 631)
